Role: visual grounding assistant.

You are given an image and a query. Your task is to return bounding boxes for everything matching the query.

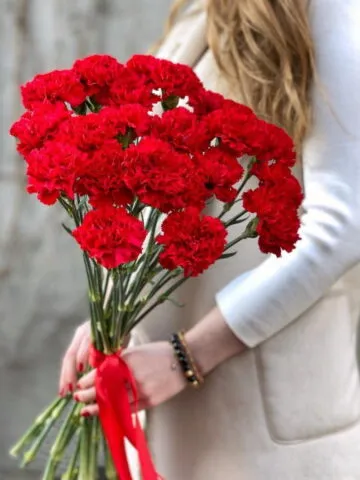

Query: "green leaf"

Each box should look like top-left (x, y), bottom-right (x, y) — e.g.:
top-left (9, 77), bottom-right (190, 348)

top-left (72, 102), bottom-right (87, 115)
top-left (62, 223), bottom-right (73, 236)
top-left (233, 216), bottom-right (249, 224)
top-left (162, 94), bottom-right (179, 111)
top-left (166, 297), bottom-right (185, 308)
top-left (245, 217), bottom-right (259, 238)
top-left (221, 251), bottom-right (237, 259)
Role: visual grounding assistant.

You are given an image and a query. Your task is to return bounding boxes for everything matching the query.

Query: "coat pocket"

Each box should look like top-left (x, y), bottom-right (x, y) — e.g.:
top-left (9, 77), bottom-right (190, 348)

top-left (256, 292), bottom-right (360, 443)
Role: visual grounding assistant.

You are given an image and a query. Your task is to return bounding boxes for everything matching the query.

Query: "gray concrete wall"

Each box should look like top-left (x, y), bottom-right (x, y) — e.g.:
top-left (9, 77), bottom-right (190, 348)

top-left (0, 0), bottom-right (172, 476)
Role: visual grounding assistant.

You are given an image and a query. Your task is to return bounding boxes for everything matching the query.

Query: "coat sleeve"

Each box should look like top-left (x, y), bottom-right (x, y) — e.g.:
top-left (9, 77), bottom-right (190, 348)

top-left (215, 0), bottom-right (360, 347)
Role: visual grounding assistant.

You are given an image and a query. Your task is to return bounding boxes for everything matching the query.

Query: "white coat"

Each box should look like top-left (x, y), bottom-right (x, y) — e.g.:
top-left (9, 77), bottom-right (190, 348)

top-left (135, 2), bottom-right (360, 478)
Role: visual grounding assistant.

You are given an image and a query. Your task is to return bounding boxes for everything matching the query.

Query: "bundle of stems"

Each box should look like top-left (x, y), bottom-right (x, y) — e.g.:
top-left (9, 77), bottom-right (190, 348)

top-left (10, 169), bottom-right (254, 479)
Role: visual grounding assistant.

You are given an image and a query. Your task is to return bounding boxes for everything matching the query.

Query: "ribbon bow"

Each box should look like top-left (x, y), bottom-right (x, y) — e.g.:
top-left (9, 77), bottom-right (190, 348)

top-left (90, 346), bottom-right (162, 480)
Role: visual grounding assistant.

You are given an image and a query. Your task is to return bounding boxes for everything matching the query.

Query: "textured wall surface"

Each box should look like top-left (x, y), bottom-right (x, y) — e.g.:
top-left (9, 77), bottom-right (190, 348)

top-left (0, 0), bottom-right (172, 475)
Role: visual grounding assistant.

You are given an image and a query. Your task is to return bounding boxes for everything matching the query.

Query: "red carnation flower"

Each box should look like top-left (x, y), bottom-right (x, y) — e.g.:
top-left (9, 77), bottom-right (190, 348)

top-left (26, 141), bottom-right (87, 205)
top-left (196, 148), bottom-right (244, 203)
top-left (193, 90), bottom-right (225, 115)
top-left (98, 105), bottom-right (151, 140)
top-left (253, 120), bottom-right (296, 167)
top-left (123, 137), bottom-right (206, 212)
top-left (152, 58), bottom-right (204, 100)
top-left (126, 55), bottom-right (157, 75)
top-left (205, 99), bottom-right (259, 156)
top-left (151, 107), bottom-right (211, 152)
top-left (256, 210), bottom-right (301, 257)
top-left (75, 140), bottom-right (133, 208)
top-left (243, 176), bottom-right (302, 256)
top-left (10, 102), bottom-right (71, 157)
top-left (243, 179), bottom-right (302, 220)
top-left (156, 208), bottom-right (227, 276)
top-left (57, 113), bottom-right (116, 152)
top-left (109, 63), bottom-right (157, 108)
top-left (73, 207), bottom-right (146, 269)
top-left (127, 56), bottom-right (204, 103)
top-left (73, 54), bottom-right (123, 104)
top-left (21, 69), bottom-right (87, 110)
top-left (125, 55), bottom-right (159, 85)
top-left (58, 105), bottom-right (150, 153)
top-left (109, 83), bottom-right (157, 109)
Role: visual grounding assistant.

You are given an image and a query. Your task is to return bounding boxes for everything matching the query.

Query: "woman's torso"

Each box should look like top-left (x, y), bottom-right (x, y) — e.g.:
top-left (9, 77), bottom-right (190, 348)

top-left (134, 3), bottom-right (360, 479)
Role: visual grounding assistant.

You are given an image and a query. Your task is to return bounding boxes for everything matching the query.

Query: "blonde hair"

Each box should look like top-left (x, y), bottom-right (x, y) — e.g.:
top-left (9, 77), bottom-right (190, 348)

top-left (162, 0), bottom-right (316, 149)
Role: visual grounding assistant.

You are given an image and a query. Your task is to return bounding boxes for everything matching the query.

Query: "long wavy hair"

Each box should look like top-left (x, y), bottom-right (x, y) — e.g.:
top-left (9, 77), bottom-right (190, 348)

top-left (161, 0), bottom-right (316, 149)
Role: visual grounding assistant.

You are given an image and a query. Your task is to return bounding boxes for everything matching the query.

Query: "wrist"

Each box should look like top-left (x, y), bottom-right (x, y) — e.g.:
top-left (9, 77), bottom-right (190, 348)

top-left (185, 307), bottom-right (246, 376)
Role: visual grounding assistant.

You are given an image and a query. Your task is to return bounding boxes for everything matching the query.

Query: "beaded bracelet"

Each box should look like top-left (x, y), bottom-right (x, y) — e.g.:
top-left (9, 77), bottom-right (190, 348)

top-left (170, 331), bottom-right (204, 388)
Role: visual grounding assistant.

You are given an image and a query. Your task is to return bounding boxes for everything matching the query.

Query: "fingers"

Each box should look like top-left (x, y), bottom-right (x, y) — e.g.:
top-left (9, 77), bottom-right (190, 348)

top-left (74, 369), bottom-right (96, 407)
top-left (80, 404), bottom-right (99, 417)
top-left (78, 401), bottom-right (146, 417)
top-left (76, 333), bottom-right (91, 373)
top-left (76, 369), bottom-right (96, 390)
top-left (78, 397), bottom-right (145, 417)
top-left (74, 386), bottom-right (96, 404)
top-left (75, 383), bottom-right (144, 417)
top-left (59, 324), bottom-right (87, 395)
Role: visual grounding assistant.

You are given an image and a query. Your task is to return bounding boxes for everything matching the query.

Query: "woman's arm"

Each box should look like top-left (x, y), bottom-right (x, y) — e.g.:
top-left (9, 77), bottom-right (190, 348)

top-left (185, 307), bottom-right (247, 375)
top-left (210, 0), bottom-right (360, 349)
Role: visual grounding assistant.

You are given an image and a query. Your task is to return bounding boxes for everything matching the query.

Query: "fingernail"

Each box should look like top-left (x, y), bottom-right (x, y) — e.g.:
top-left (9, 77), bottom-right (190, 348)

top-left (76, 382), bottom-right (82, 389)
top-left (68, 383), bottom-right (73, 393)
top-left (74, 394), bottom-right (80, 402)
top-left (81, 411), bottom-right (90, 417)
top-left (78, 363), bottom-right (84, 373)
top-left (59, 388), bottom-right (64, 397)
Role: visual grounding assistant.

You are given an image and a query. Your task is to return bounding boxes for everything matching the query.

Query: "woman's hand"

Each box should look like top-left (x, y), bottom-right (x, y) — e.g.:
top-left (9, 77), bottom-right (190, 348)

top-left (60, 307), bottom-right (246, 415)
top-left (59, 320), bottom-right (91, 396)
top-left (74, 342), bottom-right (187, 416)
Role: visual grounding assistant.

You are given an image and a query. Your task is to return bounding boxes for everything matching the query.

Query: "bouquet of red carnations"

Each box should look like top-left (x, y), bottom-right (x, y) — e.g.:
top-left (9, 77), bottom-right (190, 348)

top-left (9, 54), bottom-right (302, 479)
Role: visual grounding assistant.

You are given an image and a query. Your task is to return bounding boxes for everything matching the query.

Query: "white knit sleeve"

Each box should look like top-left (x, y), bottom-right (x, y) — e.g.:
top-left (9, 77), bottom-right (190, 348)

top-left (215, 0), bottom-right (360, 347)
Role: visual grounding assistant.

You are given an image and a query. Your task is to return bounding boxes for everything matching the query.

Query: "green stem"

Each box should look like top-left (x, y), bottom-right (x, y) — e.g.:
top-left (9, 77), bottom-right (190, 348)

top-left (147, 269), bottom-right (179, 298)
top-left (45, 403), bottom-right (81, 478)
top-left (115, 211), bottom-right (161, 346)
top-left (42, 455), bottom-right (58, 480)
top-left (118, 268), bottom-right (128, 340)
top-left (78, 417), bottom-right (91, 480)
top-left (129, 197), bottom-right (145, 217)
top-left (103, 438), bottom-right (117, 480)
top-left (125, 269), bottom-right (179, 332)
top-left (102, 270), bottom-right (111, 309)
top-left (224, 210), bottom-right (248, 228)
top-left (87, 417), bottom-right (100, 480)
top-left (20, 397), bottom-right (71, 467)
top-left (129, 212), bottom-right (161, 304)
top-left (61, 433), bottom-right (80, 480)
top-left (93, 261), bottom-right (104, 306)
top-left (110, 270), bottom-right (121, 345)
top-left (122, 267), bottom-right (133, 297)
top-left (10, 397), bottom-right (65, 458)
top-left (218, 168), bottom-right (253, 220)
top-left (124, 267), bottom-right (184, 335)
top-left (224, 231), bottom-right (252, 252)
top-left (58, 197), bottom-right (74, 218)
top-left (131, 275), bottom-right (188, 329)
top-left (83, 253), bottom-right (108, 351)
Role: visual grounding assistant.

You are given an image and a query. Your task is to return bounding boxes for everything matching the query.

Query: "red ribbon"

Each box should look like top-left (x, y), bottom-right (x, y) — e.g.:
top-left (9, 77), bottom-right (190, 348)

top-left (90, 346), bottom-right (162, 480)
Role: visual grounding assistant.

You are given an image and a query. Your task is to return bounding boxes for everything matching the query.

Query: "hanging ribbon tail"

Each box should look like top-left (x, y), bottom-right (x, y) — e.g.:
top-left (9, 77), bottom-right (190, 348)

top-left (90, 346), bottom-right (162, 480)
